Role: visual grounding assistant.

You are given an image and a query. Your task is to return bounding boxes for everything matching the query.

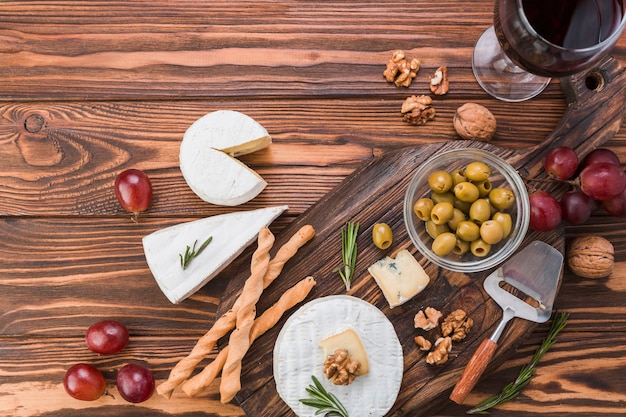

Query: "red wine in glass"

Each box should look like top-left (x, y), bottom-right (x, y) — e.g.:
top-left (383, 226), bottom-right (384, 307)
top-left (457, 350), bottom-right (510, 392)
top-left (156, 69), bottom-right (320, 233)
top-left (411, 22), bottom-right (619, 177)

top-left (473, 0), bottom-right (626, 101)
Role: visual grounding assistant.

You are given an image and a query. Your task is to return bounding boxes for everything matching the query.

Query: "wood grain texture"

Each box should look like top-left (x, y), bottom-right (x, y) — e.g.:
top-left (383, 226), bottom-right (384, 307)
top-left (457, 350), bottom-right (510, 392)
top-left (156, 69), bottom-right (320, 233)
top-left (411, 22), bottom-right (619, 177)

top-left (1, 1), bottom-right (626, 417)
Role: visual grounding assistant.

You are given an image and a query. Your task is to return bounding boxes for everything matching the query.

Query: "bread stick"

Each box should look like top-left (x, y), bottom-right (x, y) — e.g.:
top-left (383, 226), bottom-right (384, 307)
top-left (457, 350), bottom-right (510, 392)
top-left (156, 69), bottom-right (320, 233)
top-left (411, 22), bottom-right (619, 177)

top-left (156, 224), bottom-right (315, 399)
top-left (219, 227), bottom-right (274, 403)
top-left (181, 276), bottom-right (316, 397)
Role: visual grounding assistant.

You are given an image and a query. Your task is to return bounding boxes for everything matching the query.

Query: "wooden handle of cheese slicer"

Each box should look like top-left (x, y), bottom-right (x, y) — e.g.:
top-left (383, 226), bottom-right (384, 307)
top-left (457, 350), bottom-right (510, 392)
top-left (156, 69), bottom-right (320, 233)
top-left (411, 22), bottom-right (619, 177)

top-left (449, 338), bottom-right (499, 404)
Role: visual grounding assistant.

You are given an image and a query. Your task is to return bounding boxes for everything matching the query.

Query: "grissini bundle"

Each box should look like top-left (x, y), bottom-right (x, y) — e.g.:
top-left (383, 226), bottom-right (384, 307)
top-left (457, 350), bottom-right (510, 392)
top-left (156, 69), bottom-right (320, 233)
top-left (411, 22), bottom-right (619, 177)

top-left (182, 275), bottom-right (317, 397)
top-left (156, 224), bottom-right (316, 398)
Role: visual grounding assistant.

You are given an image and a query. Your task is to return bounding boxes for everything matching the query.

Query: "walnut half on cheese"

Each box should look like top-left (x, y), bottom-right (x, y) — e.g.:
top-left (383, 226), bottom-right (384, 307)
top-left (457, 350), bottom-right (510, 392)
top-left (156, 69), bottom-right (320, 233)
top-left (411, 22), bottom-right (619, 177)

top-left (368, 249), bottom-right (430, 308)
top-left (320, 328), bottom-right (370, 386)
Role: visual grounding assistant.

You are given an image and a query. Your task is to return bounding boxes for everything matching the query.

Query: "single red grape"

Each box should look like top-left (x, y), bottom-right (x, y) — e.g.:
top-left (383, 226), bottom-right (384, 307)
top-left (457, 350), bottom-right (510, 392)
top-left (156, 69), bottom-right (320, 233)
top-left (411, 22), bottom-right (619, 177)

top-left (85, 320), bottom-right (129, 355)
top-left (580, 148), bottom-right (620, 168)
top-left (116, 363), bottom-right (155, 403)
top-left (529, 191), bottom-right (562, 232)
top-left (579, 162), bottom-right (626, 201)
top-left (544, 146), bottom-right (578, 180)
top-left (114, 169), bottom-right (152, 218)
top-left (64, 363), bottom-right (106, 401)
top-left (601, 184), bottom-right (626, 217)
top-left (560, 190), bottom-right (594, 224)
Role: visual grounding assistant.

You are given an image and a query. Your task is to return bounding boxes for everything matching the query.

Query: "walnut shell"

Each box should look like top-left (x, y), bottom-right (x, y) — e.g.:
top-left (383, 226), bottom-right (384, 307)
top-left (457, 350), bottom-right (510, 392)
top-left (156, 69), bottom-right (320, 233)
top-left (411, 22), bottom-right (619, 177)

top-left (566, 235), bottom-right (614, 279)
top-left (453, 103), bottom-right (497, 141)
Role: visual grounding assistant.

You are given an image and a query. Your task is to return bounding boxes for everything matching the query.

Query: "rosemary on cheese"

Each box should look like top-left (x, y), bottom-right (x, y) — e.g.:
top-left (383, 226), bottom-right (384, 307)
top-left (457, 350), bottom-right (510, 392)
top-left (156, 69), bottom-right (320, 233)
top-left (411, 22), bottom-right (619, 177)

top-left (299, 375), bottom-right (349, 417)
top-left (179, 236), bottom-right (213, 270)
top-left (336, 221), bottom-right (359, 291)
top-left (467, 311), bottom-right (570, 414)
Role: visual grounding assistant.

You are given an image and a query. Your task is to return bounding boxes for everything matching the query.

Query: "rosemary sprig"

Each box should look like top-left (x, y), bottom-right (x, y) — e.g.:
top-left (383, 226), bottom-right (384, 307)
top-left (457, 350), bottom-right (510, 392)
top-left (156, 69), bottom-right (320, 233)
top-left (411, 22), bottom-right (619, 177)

top-left (299, 375), bottom-right (349, 417)
top-left (336, 221), bottom-right (359, 291)
top-left (466, 311), bottom-right (570, 414)
top-left (179, 236), bottom-right (213, 270)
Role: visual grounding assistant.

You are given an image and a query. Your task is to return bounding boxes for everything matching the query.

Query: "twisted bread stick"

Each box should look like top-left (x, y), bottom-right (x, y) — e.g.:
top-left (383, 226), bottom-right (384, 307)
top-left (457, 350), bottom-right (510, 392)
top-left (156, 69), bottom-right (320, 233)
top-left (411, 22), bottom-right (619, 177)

top-left (219, 226), bottom-right (274, 403)
top-left (156, 224), bottom-right (315, 398)
top-left (182, 276), bottom-right (316, 397)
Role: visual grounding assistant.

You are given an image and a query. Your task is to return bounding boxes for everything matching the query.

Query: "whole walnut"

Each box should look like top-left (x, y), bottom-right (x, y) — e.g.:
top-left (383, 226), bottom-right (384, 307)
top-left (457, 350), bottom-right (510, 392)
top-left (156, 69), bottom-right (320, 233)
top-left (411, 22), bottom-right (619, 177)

top-left (453, 103), bottom-right (497, 141)
top-left (566, 235), bottom-right (614, 278)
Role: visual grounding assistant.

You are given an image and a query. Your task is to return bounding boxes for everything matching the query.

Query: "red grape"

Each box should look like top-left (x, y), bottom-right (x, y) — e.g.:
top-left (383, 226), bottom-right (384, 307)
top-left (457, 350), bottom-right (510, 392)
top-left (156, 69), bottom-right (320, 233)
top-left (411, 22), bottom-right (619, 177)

top-left (544, 146), bottom-right (578, 180)
top-left (529, 191), bottom-right (562, 232)
top-left (116, 363), bottom-right (155, 403)
top-left (602, 184), bottom-right (626, 217)
top-left (85, 320), bottom-right (129, 355)
top-left (560, 190), bottom-right (594, 224)
top-left (64, 363), bottom-right (106, 401)
top-left (581, 148), bottom-right (620, 168)
top-left (114, 169), bottom-right (152, 219)
top-left (579, 162), bottom-right (626, 201)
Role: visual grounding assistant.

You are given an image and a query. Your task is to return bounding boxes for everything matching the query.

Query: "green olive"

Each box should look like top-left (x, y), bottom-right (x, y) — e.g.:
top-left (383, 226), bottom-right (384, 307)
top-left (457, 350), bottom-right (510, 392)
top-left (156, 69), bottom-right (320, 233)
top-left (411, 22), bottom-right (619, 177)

top-left (456, 220), bottom-right (480, 242)
top-left (470, 238), bottom-right (491, 257)
top-left (372, 223), bottom-right (393, 249)
top-left (451, 168), bottom-right (467, 186)
top-left (447, 208), bottom-right (466, 231)
top-left (428, 170), bottom-right (453, 193)
top-left (431, 191), bottom-right (455, 205)
top-left (425, 220), bottom-right (450, 239)
top-left (453, 181), bottom-right (480, 203)
top-left (475, 180), bottom-right (493, 198)
top-left (469, 199), bottom-right (492, 224)
top-left (452, 237), bottom-right (470, 255)
top-left (413, 198), bottom-right (434, 221)
top-left (479, 220), bottom-right (504, 245)
top-left (492, 212), bottom-right (513, 238)
top-left (489, 188), bottom-right (515, 210)
top-left (453, 198), bottom-right (472, 213)
top-left (465, 161), bottom-right (491, 182)
top-left (432, 232), bottom-right (457, 257)
top-left (430, 202), bottom-right (455, 225)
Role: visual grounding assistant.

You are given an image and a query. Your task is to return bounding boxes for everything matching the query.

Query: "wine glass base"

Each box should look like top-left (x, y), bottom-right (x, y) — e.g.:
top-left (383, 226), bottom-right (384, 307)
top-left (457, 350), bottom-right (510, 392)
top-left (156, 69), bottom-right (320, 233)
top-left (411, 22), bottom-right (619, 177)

top-left (473, 26), bottom-right (551, 102)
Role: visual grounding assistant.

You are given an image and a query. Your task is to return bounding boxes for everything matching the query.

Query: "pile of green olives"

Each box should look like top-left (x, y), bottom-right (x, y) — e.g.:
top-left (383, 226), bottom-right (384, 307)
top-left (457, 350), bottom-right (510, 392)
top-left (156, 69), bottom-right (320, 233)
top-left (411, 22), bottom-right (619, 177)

top-left (414, 161), bottom-right (515, 258)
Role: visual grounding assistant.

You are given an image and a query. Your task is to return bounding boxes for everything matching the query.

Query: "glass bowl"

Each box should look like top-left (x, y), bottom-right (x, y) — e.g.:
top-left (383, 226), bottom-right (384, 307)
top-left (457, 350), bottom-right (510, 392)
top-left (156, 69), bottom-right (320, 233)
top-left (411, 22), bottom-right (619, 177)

top-left (403, 148), bottom-right (530, 273)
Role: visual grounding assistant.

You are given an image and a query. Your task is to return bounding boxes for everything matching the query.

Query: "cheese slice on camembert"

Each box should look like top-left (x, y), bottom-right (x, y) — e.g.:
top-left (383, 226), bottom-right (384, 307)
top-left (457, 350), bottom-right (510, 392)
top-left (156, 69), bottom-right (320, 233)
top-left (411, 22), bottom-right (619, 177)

top-left (180, 110), bottom-right (271, 206)
top-left (319, 328), bottom-right (370, 376)
top-left (368, 249), bottom-right (430, 308)
top-left (142, 205), bottom-right (287, 304)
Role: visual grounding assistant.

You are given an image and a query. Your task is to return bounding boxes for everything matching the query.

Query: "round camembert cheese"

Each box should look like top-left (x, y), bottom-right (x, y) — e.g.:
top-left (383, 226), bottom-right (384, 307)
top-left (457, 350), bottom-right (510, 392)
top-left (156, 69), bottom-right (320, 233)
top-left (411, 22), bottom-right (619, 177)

top-left (274, 295), bottom-right (403, 417)
top-left (180, 110), bottom-right (271, 206)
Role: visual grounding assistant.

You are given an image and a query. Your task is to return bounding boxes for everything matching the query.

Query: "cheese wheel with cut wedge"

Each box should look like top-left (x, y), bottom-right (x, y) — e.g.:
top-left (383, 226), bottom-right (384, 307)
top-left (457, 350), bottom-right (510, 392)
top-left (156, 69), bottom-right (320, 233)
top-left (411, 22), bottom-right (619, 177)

top-left (180, 110), bottom-right (271, 206)
top-left (142, 205), bottom-right (287, 304)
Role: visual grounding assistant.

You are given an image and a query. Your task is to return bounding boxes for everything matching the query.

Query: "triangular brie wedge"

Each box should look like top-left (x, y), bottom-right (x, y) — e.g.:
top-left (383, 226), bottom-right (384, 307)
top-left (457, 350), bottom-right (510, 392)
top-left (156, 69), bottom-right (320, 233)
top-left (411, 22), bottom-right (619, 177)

top-left (142, 205), bottom-right (287, 304)
top-left (180, 110), bottom-right (271, 206)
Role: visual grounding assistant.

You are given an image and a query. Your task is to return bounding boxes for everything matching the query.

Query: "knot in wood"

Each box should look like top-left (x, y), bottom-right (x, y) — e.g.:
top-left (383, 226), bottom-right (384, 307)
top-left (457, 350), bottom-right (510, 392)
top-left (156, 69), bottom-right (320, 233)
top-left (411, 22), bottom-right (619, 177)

top-left (24, 114), bottom-right (46, 133)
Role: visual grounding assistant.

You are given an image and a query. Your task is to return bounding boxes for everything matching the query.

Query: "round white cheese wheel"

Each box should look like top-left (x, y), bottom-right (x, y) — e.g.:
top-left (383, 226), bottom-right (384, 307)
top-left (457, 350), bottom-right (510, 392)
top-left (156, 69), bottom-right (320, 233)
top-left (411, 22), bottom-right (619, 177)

top-left (273, 295), bottom-right (403, 417)
top-left (179, 110), bottom-right (270, 206)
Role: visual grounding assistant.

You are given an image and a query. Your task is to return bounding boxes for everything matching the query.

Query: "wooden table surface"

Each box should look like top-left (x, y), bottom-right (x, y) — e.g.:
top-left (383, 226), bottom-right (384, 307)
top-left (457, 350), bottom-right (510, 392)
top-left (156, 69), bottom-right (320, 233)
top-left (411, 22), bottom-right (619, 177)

top-left (2, 1), bottom-right (626, 416)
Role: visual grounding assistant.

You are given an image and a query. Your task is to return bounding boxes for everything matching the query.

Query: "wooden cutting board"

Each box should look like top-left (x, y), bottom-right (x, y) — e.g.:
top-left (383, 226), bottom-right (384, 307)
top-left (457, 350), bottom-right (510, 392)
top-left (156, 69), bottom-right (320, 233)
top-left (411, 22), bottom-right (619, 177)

top-left (217, 56), bottom-right (626, 416)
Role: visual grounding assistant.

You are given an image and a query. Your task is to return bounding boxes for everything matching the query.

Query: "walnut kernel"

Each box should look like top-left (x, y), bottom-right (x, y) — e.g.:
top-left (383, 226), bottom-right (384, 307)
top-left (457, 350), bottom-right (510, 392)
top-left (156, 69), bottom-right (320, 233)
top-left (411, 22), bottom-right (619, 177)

top-left (453, 103), bottom-right (497, 141)
top-left (414, 307), bottom-right (443, 331)
top-left (414, 335), bottom-right (432, 351)
top-left (430, 65), bottom-right (449, 95)
top-left (383, 50), bottom-right (421, 88)
top-left (426, 336), bottom-right (452, 365)
top-left (401, 95), bottom-right (436, 125)
top-left (323, 348), bottom-right (362, 385)
top-left (441, 309), bottom-right (474, 342)
top-left (566, 235), bottom-right (614, 279)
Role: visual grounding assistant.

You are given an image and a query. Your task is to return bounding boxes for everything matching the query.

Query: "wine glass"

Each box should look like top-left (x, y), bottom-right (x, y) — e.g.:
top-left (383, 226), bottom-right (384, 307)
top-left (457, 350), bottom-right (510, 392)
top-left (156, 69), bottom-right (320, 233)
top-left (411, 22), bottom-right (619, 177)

top-left (473, 0), bottom-right (626, 102)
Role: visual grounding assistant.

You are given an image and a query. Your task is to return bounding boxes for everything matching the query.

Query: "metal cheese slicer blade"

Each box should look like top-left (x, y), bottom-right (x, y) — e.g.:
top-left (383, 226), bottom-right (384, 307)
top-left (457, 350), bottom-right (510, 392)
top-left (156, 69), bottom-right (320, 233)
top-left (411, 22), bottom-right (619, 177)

top-left (449, 241), bottom-right (563, 405)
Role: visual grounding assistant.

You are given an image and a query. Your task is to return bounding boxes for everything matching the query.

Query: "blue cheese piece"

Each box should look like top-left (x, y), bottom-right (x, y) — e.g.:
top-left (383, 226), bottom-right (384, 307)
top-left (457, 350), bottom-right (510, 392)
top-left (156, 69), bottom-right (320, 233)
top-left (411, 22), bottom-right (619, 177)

top-left (274, 295), bottom-right (403, 417)
top-left (180, 110), bottom-right (271, 206)
top-left (142, 205), bottom-right (287, 304)
top-left (368, 249), bottom-right (430, 308)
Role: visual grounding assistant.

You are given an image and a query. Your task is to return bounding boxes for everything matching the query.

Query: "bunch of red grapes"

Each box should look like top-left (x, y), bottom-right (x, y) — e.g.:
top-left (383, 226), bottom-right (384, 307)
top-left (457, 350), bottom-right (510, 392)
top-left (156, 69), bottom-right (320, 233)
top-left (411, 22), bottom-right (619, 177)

top-left (529, 147), bottom-right (626, 231)
top-left (63, 320), bottom-right (155, 403)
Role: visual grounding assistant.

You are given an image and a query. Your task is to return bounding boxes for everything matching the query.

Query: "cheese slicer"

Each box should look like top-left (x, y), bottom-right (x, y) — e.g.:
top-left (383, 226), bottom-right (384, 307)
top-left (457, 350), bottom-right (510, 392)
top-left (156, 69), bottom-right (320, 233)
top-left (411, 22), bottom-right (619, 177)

top-left (449, 240), bottom-right (563, 404)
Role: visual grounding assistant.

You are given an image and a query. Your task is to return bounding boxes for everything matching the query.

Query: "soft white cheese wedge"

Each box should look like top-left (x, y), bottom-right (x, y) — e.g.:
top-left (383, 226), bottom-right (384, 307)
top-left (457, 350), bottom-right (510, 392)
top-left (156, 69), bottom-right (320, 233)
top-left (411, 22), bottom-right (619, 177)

top-left (142, 205), bottom-right (287, 304)
top-left (183, 110), bottom-right (271, 157)
top-left (274, 295), bottom-right (403, 417)
top-left (368, 249), bottom-right (430, 308)
top-left (319, 328), bottom-right (370, 376)
top-left (180, 110), bottom-right (271, 206)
